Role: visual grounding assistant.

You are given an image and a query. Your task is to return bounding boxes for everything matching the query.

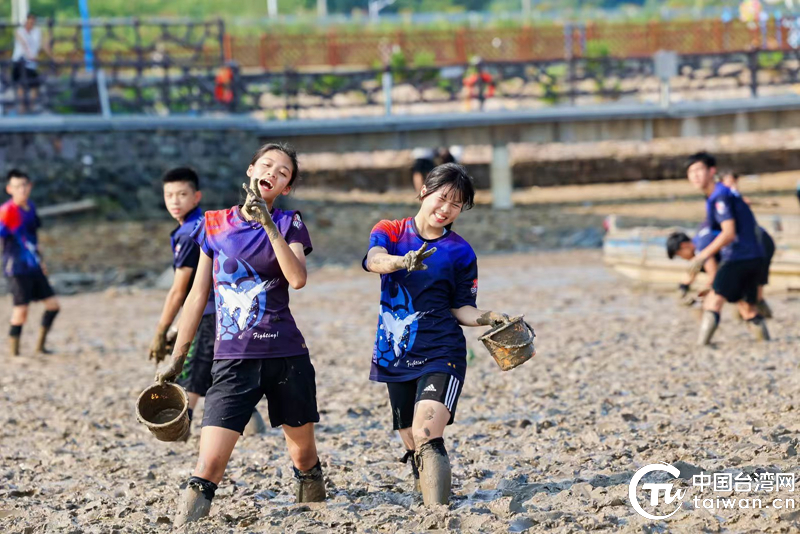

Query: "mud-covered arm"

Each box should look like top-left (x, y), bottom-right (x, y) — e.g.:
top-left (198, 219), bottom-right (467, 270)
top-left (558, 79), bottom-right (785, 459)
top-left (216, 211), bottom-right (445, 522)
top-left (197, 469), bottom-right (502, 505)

top-left (155, 254), bottom-right (213, 383)
top-left (365, 246), bottom-right (404, 274)
top-left (149, 266), bottom-right (194, 362)
top-left (690, 220), bottom-right (734, 275)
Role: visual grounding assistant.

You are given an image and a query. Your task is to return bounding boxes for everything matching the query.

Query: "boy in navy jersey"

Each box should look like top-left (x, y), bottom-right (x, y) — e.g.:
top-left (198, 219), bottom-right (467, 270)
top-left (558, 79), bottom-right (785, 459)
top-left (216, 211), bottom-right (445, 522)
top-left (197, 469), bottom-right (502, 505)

top-left (147, 168), bottom-right (265, 439)
top-left (666, 223), bottom-right (720, 306)
top-left (364, 163), bottom-right (519, 506)
top-left (155, 143), bottom-right (324, 525)
top-left (1, 169), bottom-right (59, 356)
top-left (684, 152), bottom-right (768, 345)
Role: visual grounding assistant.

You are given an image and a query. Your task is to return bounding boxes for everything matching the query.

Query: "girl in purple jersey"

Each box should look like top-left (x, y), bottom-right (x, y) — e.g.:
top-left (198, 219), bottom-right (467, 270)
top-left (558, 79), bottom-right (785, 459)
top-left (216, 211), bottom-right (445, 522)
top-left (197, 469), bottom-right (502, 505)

top-left (155, 143), bottom-right (325, 525)
top-left (364, 163), bottom-right (517, 506)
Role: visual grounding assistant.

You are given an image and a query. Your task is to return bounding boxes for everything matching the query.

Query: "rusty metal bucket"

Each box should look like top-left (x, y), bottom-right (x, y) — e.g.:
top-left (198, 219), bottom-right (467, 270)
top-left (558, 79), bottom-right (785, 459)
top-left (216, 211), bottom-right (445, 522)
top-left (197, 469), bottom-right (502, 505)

top-left (479, 315), bottom-right (536, 371)
top-left (136, 382), bottom-right (189, 442)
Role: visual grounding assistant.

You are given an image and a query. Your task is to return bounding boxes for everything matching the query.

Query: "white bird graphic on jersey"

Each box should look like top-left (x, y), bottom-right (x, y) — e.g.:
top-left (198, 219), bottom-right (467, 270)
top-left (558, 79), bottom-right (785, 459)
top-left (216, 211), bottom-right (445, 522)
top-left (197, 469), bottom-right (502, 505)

top-left (380, 310), bottom-right (421, 359)
top-left (218, 280), bottom-right (270, 331)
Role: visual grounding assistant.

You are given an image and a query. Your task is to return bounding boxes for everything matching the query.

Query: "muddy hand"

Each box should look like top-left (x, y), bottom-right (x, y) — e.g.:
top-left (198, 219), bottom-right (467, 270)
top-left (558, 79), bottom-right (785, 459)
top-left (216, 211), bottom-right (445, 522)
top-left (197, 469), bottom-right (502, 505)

top-left (477, 311), bottom-right (511, 326)
top-left (154, 356), bottom-right (184, 385)
top-left (148, 329), bottom-right (168, 363)
top-left (402, 242), bottom-right (437, 272)
top-left (241, 183), bottom-right (270, 226)
top-left (164, 327), bottom-right (178, 355)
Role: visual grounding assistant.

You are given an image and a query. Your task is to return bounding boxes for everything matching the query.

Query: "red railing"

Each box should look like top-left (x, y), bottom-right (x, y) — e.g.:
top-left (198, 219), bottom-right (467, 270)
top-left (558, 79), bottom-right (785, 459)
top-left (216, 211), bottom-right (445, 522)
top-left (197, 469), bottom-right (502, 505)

top-left (224, 19), bottom-right (795, 70)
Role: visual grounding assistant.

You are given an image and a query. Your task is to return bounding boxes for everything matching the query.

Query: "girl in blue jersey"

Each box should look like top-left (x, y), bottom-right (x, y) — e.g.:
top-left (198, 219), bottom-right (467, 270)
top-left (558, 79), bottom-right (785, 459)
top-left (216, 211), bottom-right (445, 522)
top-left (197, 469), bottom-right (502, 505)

top-left (155, 143), bottom-right (325, 525)
top-left (364, 163), bottom-right (516, 506)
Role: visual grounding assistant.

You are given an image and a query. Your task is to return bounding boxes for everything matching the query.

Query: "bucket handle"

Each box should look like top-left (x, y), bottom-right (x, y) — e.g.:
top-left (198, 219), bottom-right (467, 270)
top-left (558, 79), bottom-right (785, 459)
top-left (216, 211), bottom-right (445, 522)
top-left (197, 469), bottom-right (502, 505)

top-left (482, 320), bottom-right (535, 349)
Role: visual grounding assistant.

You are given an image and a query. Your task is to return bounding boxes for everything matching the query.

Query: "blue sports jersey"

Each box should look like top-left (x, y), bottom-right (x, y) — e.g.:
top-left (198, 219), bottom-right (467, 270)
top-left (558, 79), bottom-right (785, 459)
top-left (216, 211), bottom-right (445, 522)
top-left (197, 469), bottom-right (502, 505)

top-left (364, 217), bottom-right (478, 384)
top-left (705, 183), bottom-right (763, 262)
top-left (192, 206), bottom-right (312, 360)
top-left (0, 199), bottom-right (42, 277)
top-left (171, 206), bottom-right (214, 316)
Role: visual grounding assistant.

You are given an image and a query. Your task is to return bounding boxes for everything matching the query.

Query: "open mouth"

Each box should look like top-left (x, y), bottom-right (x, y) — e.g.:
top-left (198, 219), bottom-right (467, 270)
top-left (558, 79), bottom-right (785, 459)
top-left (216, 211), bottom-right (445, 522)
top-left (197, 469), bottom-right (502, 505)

top-left (259, 178), bottom-right (274, 191)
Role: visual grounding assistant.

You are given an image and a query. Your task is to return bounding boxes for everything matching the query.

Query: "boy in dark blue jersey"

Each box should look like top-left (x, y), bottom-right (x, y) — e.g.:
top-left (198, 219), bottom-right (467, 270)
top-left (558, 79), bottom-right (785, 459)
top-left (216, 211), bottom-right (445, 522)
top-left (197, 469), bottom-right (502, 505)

top-left (364, 164), bottom-right (519, 506)
top-left (666, 223), bottom-right (721, 306)
top-left (685, 152), bottom-right (769, 345)
top-left (1, 169), bottom-right (59, 356)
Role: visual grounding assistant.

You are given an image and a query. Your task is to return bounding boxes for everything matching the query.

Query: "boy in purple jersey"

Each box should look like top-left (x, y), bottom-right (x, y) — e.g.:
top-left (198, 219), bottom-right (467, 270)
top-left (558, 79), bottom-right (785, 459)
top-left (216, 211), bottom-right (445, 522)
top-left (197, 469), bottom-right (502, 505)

top-left (154, 143), bottom-right (324, 526)
top-left (364, 163), bottom-right (519, 506)
top-left (685, 152), bottom-right (769, 345)
top-left (1, 169), bottom-right (59, 356)
top-left (146, 168), bottom-right (266, 441)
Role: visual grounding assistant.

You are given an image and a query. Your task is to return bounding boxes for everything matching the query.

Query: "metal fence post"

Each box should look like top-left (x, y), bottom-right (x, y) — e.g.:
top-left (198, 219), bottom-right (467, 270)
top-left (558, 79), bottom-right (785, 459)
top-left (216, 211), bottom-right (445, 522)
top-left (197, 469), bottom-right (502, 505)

top-left (382, 65), bottom-right (393, 116)
top-left (477, 60), bottom-right (486, 111)
top-left (96, 69), bottom-right (111, 118)
top-left (748, 50), bottom-right (759, 97)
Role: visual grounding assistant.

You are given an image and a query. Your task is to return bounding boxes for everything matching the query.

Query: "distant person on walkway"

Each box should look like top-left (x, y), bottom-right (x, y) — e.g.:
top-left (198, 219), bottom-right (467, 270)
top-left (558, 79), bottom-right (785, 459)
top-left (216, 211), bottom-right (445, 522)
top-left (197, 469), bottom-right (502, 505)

top-left (1, 169), bottom-right (60, 356)
top-left (12, 13), bottom-right (50, 113)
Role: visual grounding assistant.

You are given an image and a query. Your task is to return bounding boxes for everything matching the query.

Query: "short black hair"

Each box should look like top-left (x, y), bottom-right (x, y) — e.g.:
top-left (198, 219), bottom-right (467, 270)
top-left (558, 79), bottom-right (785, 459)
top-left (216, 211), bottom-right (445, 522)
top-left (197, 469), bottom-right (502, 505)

top-left (685, 152), bottom-right (717, 173)
top-left (6, 169), bottom-right (30, 183)
top-left (666, 231), bottom-right (691, 259)
top-left (250, 142), bottom-right (299, 187)
top-left (162, 167), bottom-right (199, 191)
top-left (419, 163), bottom-right (475, 211)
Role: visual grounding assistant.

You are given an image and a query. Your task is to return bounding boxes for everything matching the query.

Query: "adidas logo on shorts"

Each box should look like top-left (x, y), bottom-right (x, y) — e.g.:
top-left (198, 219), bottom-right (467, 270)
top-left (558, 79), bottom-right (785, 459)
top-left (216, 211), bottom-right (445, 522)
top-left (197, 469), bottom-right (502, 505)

top-left (423, 384), bottom-right (437, 393)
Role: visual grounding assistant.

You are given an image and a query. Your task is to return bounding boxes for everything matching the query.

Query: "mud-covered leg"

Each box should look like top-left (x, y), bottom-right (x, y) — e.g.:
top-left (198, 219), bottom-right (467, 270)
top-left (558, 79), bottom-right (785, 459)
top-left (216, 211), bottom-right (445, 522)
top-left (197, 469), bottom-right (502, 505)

top-left (174, 476), bottom-right (216, 527)
top-left (8, 324), bottom-right (21, 356)
top-left (746, 314), bottom-right (770, 341)
top-left (698, 310), bottom-right (720, 346)
top-left (284, 423), bottom-right (326, 502)
top-left (36, 303), bottom-right (59, 354)
top-left (412, 400), bottom-right (452, 505)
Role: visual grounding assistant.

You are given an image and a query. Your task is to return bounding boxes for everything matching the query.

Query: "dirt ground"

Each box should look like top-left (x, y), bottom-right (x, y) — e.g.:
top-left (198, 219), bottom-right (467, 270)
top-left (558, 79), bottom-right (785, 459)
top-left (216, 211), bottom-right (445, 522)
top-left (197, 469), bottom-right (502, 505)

top-left (1, 250), bottom-right (800, 533)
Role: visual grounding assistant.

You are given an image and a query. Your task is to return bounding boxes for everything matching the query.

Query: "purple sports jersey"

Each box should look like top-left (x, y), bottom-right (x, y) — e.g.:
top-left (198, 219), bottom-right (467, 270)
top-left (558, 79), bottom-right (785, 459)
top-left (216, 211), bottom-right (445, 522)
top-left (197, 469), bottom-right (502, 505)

top-left (363, 217), bottom-right (478, 383)
top-left (0, 199), bottom-right (42, 277)
top-left (192, 206), bottom-right (312, 360)
top-left (171, 206), bottom-right (214, 316)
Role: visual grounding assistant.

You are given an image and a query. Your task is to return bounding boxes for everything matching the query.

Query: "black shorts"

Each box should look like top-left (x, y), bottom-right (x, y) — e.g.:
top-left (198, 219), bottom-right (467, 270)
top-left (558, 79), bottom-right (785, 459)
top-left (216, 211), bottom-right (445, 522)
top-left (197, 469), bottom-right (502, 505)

top-left (386, 373), bottom-right (463, 431)
top-left (758, 232), bottom-right (775, 286)
top-left (9, 272), bottom-right (55, 306)
top-left (713, 258), bottom-right (763, 304)
top-left (176, 314), bottom-right (215, 397)
top-left (12, 61), bottom-right (41, 88)
top-left (202, 354), bottom-right (319, 433)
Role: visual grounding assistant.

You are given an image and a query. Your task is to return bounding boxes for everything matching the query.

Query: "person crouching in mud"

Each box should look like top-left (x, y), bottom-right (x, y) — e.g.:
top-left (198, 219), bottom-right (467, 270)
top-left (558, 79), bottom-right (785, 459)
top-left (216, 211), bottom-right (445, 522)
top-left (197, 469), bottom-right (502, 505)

top-left (363, 163), bottom-right (517, 506)
top-left (155, 143), bottom-right (325, 526)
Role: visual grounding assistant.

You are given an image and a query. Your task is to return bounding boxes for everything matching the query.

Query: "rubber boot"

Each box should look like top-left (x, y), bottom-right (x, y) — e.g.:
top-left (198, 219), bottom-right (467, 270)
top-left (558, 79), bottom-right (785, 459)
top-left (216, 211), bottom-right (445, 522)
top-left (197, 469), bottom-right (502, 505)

top-left (174, 480), bottom-right (214, 527)
top-left (746, 315), bottom-right (770, 341)
top-left (415, 438), bottom-right (451, 506)
top-left (698, 311), bottom-right (719, 346)
top-left (9, 335), bottom-right (21, 357)
top-left (293, 460), bottom-right (326, 503)
top-left (243, 409), bottom-right (267, 436)
top-left (401, 450), bottom-right (421, 492)
top-left (757, 300), bottom-right (773, 319)
top-left (35, 327), bottom-right (52, 354)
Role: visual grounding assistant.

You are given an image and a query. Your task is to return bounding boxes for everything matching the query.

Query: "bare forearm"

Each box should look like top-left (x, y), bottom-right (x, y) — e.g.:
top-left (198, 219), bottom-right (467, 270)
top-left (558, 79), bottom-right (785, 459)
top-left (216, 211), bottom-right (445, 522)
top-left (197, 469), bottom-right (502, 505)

top-left (701, 229), bottom-right (734, 260)
top-left (156, 288), bottom-right (186, 332)
top-left (167, 287), bottom-right (207, 365)
top-left (451, 305), bottom-right (490, 327)
top-left (367, 252), bottom-right (404, 274)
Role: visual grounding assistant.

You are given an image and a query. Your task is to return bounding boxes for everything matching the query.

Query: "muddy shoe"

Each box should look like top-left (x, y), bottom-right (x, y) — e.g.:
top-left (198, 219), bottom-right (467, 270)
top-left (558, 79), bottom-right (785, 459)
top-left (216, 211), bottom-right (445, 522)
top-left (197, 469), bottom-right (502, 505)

top-left (9, 335), bottom-right (20, 357)
top-left (415, 438), bottom-right (451, 506)
top-left (174, 479), bottom-right (215, 527)
top-left (757, 300), bottom-right (773, 319)
top-left (293, 460), bottom-right (326, 503)
top-left (746, 315), bottom-right (770, 341)
top-left (243, 409), bottom-right (267, 436)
